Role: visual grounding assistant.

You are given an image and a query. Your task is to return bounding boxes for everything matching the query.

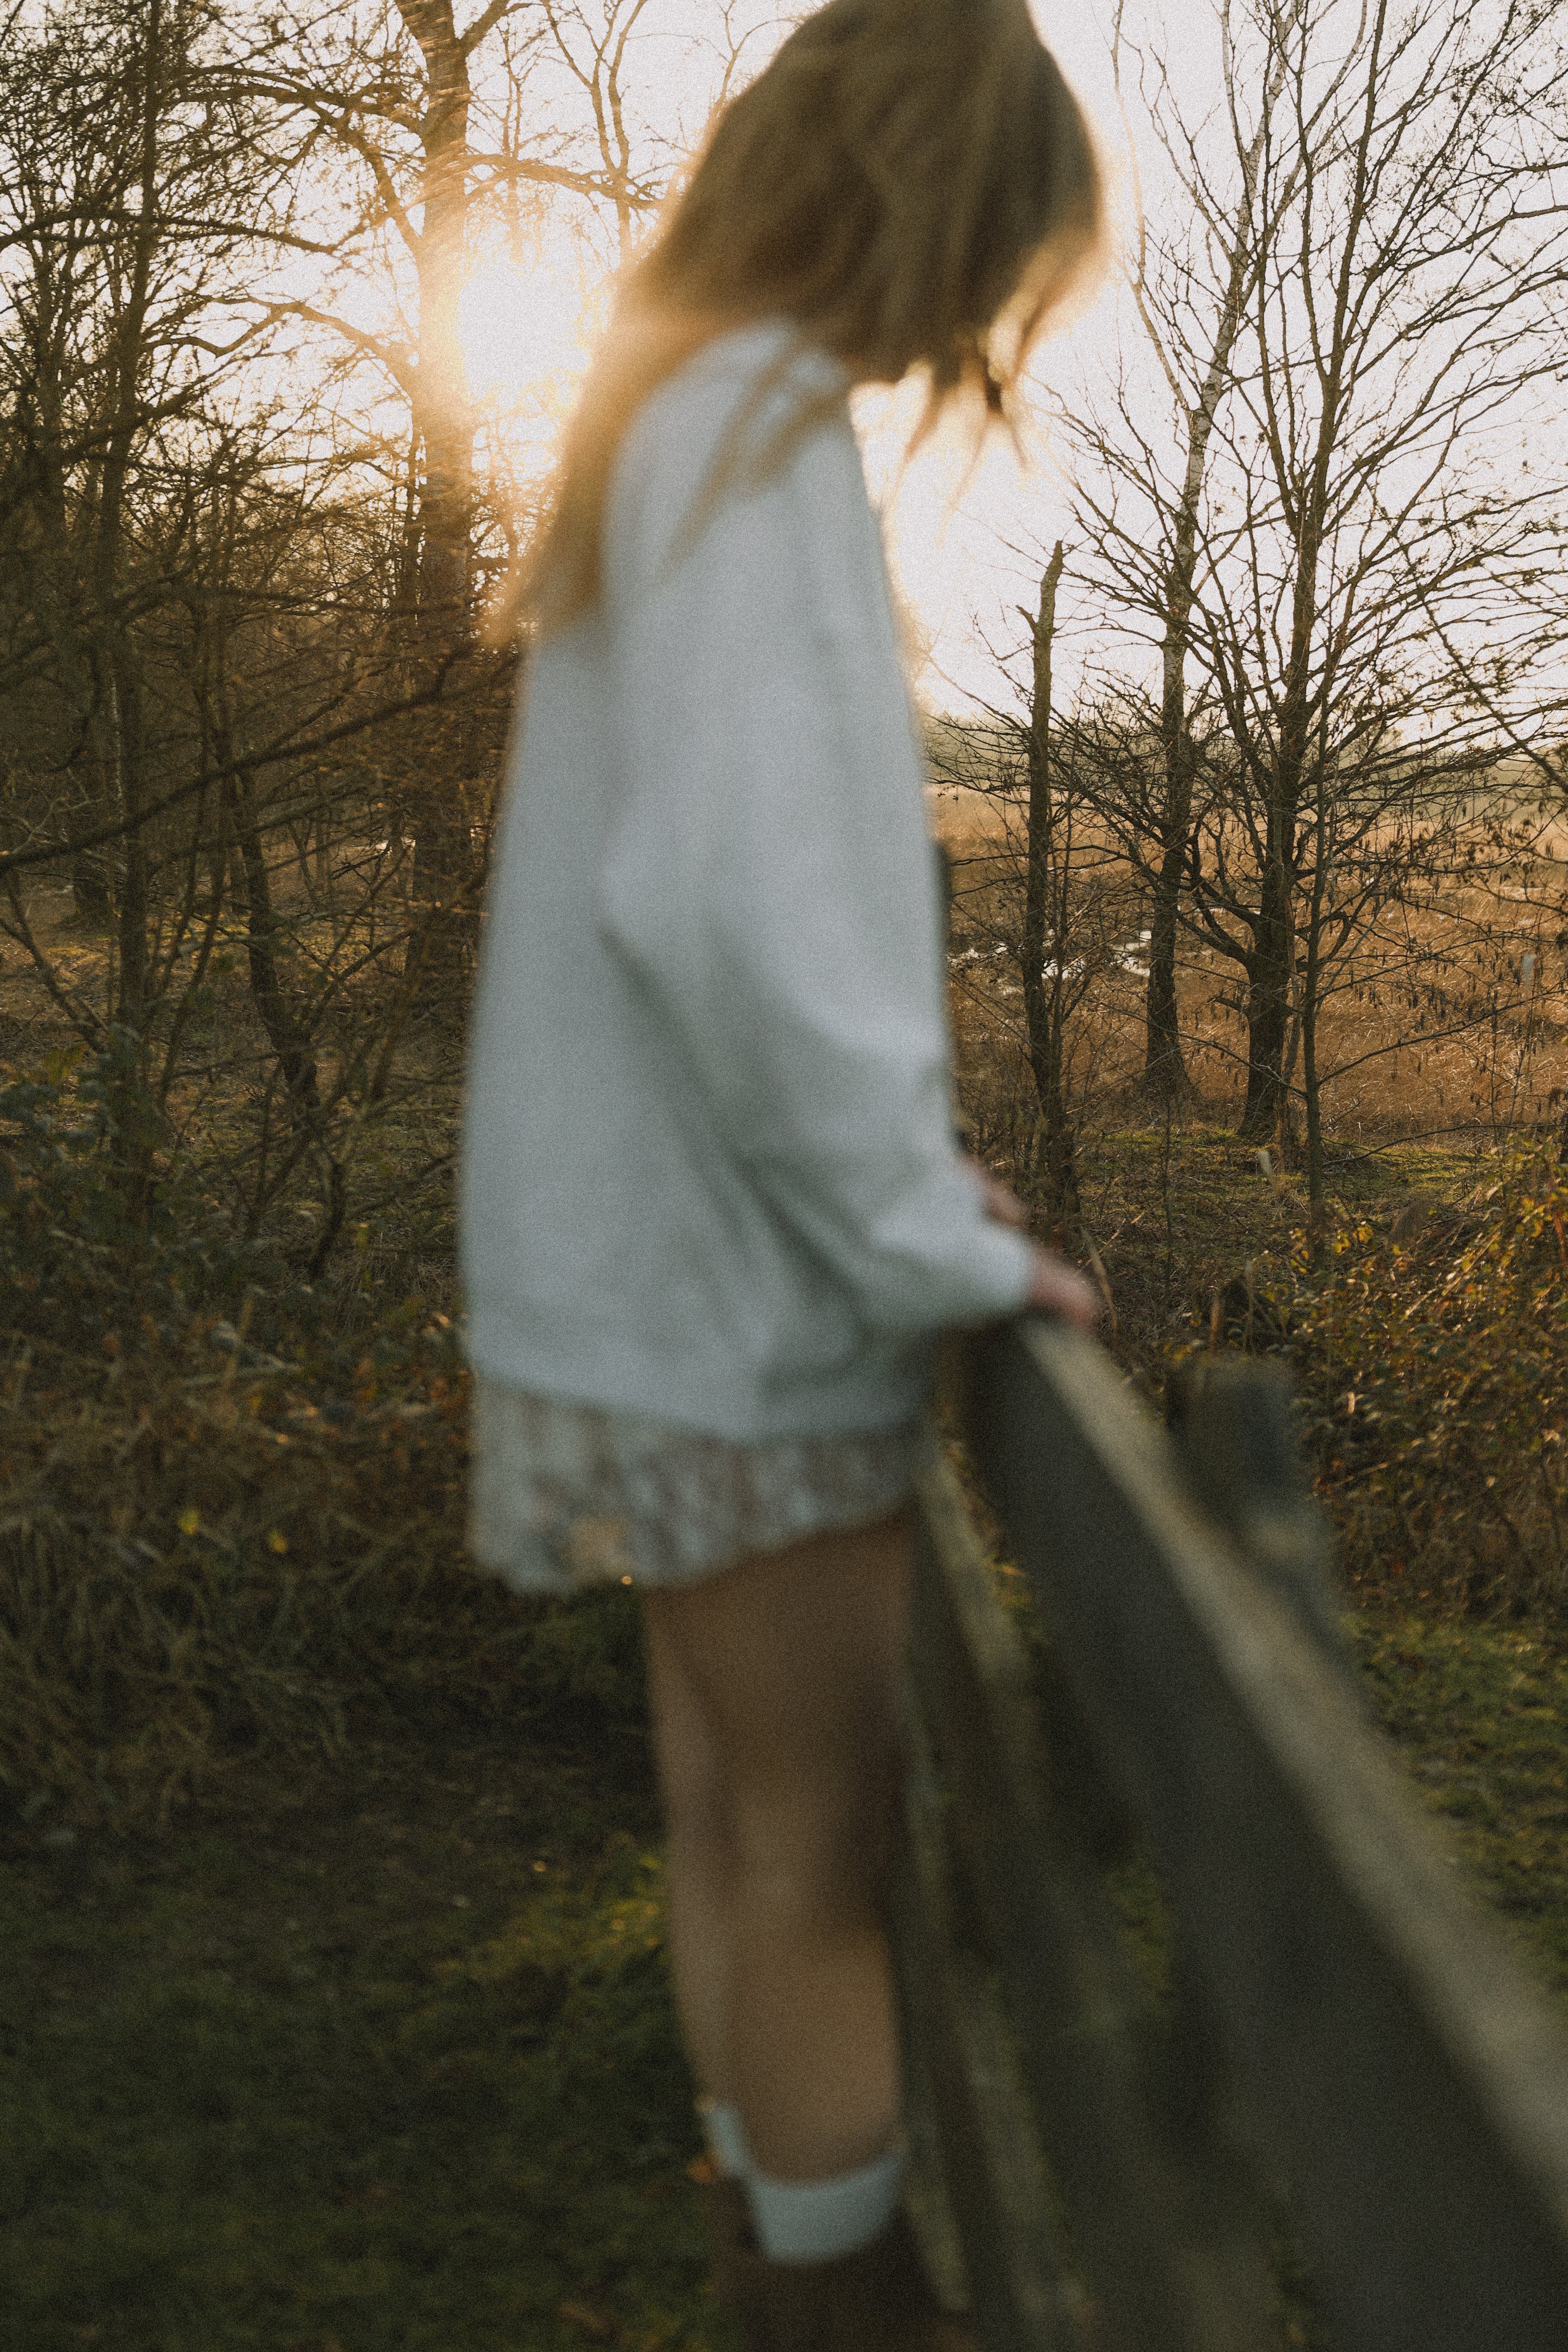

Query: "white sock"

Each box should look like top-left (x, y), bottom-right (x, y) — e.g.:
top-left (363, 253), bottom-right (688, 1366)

top-left (747, 2143), bottom-right (906, 2264)
top-left (697, 2098), bottom-right (752, 2179)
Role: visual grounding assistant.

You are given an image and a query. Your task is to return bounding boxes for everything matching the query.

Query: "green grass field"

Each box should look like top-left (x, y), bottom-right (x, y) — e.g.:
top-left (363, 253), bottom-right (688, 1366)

top-left (2, 1590), bottom-right (1564, 2352)
top-left (0, 1701), bottom-right (731, 2352)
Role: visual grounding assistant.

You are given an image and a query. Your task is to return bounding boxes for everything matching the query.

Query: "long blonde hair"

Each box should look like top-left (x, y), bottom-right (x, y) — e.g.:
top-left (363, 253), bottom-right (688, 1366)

top-left (518, 0), bottom-right (1105, 635)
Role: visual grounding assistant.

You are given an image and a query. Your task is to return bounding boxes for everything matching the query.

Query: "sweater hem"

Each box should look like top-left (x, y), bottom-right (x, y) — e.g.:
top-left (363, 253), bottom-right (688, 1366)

top-left (463, 1313), bottom-right (932, 1446)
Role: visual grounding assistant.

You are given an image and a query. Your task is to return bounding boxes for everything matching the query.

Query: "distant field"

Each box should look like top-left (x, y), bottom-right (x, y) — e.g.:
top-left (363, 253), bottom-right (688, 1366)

top-left (929, 781), bottom-right (1568, 1154)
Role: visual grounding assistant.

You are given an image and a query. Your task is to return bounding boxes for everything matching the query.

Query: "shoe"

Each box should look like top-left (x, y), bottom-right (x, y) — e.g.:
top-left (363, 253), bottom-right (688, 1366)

top-left (755, 2209), bottom-right (976, 2352)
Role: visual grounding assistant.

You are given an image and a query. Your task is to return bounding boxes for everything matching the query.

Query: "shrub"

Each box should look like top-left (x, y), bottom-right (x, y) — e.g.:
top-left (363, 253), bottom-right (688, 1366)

top-left (0, 1032), bottom-right (276, 1351)
top-left (1279, 1153), bottom-right (1568, 1614)
top-left (0, 1044), bottom-right (649, 1825)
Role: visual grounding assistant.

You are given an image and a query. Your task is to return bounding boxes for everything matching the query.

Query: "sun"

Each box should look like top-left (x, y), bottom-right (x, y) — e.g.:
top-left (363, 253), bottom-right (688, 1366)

top-left (458, 256), bottom-right (592, 409)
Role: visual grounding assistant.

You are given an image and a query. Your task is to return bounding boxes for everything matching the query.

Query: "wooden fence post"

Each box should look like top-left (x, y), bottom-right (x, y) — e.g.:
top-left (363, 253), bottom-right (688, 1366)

top-left (959, 1317), bottom-right (1568, 2352)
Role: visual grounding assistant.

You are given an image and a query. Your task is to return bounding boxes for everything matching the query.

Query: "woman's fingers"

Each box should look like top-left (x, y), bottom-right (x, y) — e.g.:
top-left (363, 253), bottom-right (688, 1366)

top-left (964, 1157), bottom-right (1027, 1229)
top-left (960, 1160), bottom-right (1098, 1327)
top-left (1024, 1247), bottom-right (1100, 1329)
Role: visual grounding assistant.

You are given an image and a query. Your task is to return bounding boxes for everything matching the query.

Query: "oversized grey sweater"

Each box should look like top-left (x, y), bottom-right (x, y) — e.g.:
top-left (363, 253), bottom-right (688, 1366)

top-left (459, 321), bottom-right (1033, 1440)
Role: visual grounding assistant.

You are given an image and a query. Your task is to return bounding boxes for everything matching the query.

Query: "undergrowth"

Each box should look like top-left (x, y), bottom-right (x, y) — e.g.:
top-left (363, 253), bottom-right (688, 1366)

top-left (6, 1034), bottom-right (1568, 1819)
top-left (4, 1013), bottom-right (1568, 2346)
top-left (0, 1042), bottom-right (644, 1826)
top-left (1271, 1145), bottom-right (1568, 1614)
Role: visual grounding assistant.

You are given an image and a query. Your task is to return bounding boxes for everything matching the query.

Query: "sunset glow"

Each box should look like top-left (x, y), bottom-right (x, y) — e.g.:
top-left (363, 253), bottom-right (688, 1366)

top-left (458, 256), bottom-right (593, 413)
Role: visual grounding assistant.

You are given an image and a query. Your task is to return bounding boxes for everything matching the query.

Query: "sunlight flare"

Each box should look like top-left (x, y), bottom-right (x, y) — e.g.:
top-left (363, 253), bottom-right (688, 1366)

top-left (458, 257), bottom-right (591, 407)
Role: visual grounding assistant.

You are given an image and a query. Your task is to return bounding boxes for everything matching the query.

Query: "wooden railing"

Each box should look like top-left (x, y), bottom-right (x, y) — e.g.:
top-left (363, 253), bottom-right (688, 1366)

top-left (891, 1320), bottom-right (1568, 2352)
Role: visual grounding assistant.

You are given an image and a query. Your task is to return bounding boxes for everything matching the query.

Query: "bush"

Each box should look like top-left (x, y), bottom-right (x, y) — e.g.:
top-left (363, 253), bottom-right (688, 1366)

top-left (0, 1032), bottom-right (276, 1350)
top-left (0, 1044), bottom-right (649, 1825)
top-left (1279, 1152), bottom-right (1568, 1614)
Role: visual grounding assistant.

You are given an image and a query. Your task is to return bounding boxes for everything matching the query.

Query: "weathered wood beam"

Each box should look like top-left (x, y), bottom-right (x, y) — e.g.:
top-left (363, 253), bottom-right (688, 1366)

top-left (910, 1459), bottom-right (1278, 2352)
top-left (970, 1317), bottom-right (1568, 2352)
top-left (890, 1693), bottom-right (1087, 2352)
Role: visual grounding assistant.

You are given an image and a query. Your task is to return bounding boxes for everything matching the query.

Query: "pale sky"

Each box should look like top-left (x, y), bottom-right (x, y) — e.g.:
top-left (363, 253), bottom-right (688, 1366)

top-left (460, 0), bottom-right (1550, 727)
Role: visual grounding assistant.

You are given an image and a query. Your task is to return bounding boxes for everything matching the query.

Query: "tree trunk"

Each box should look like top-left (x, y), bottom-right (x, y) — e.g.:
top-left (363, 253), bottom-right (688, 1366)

top-left (1234, 0), bottom-right (1375, 1139)
top-left (108, 671), bottom-right (150, 1026)
top-left (17, 180), bottom-right (118, 929)
top-left (202, 448), bottom-right (322, 1115)
top-left (1239, 842), bottom-right (1293, 1138)
top-left (1302, 816), bottom-right (1328, 1220)
top-left (1020, 542), bottom-right (1080, 1220)
top-left (223, 768), bottom-right (320, 1112)
top-left (1145, 496), bottom-right (1203, 1099)
top-left (1136, 34), bottom-right (1291, 1098)
top-left (1143, 741), bottom-right (1193, 1096)
top-left (85, 0), bottom-right (168, 1029)
top-left (401, 0), bottom-right (478, 998)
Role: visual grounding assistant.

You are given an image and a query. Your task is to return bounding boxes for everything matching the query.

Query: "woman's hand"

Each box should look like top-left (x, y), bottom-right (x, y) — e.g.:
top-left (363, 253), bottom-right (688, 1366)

top-left (964, 1157), bottom-right (1028, 1230)
top-left (963, 1155), bottom-right (1099, 1331)
top-left (1023, 1246), bottom-right (1099, 1329)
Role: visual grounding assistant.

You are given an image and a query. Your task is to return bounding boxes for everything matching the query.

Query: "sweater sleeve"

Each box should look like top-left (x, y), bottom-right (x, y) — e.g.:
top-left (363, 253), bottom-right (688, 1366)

top-left (596, 364), bottom-right (1034, 1342)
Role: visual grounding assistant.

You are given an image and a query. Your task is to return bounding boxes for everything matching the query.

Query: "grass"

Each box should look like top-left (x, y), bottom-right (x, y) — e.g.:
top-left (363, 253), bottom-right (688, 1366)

top-left (1349, 1605), bottom-right (1568, 2000)
top-left (2, 1579), bottom-right (1563, 2350)
top-left (987, 1554), bottom-right (1568, 2021)
top-left (0, 1707), bottom-right (736, 2352)
top-left (1090, 1601), bottom-right (1568, 2015)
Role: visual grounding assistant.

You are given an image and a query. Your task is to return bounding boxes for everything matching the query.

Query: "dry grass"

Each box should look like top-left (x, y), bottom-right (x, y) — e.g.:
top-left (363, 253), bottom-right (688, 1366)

top-left (0, 1304), bottom-right (655, 1827)
top-left (0, 900), bottom-right (634, 1824)
top-left (931, 785), bottom-right (1568, 1616)
top-left (4, 788), bottom-right (1567, 1830)
top-left (0, 1322), bottom-right (494, 1821)
top-left (932, 791), bottom-right (1568, 1159)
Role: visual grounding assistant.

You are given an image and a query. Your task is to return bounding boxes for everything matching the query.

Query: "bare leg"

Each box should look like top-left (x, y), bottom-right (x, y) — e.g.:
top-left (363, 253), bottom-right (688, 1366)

top-left (640, 1596), bottom-right (738, 2108)
top-left (640, 1504), bottom-right (912, 2182)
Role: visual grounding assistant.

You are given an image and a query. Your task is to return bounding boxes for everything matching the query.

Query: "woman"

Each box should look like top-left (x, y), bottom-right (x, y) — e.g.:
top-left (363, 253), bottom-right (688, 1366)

top-left (461, 1), bottom-right (1105, 2341)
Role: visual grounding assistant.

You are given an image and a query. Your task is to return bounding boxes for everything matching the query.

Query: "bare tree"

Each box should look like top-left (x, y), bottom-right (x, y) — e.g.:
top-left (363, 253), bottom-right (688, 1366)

top-left (933, 571), bottom-right (1138, 1231)
top-left (1055, 0), bottom-right (1568, 1148)
top-left (0, 0), bottom-right (770, 1273)
top-left (0, 0), bottom-right (315, 987)
top-left (1108, 0), bottom-right (1303, 1099)
top-left (1018, 542), bottom-right (1084, 1216)
top-left (244, 0), bottom-right (670, 987)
